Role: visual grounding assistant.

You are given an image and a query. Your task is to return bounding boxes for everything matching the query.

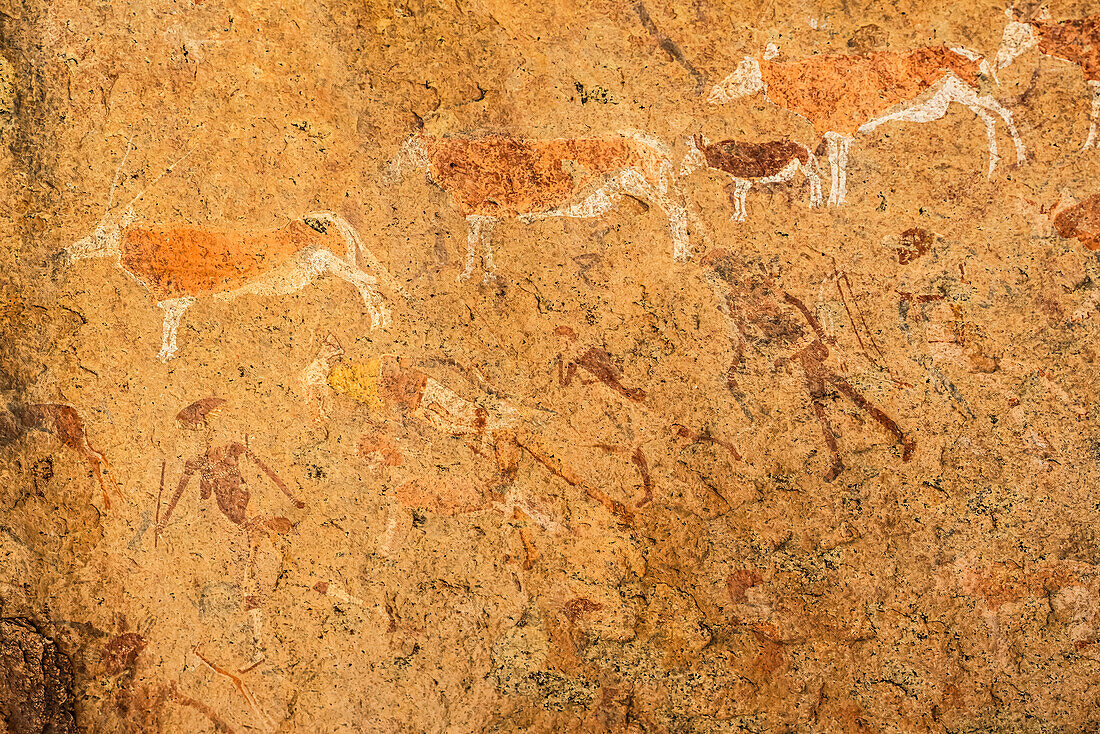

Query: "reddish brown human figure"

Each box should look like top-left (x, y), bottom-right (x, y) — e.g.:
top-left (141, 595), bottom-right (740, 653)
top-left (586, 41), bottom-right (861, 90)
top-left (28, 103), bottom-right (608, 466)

top-left (704, 250), bottom-right (914, 481)
top-left (998, 7), bottom-right (1100, 149)
top-left (156, 398), bottom-right (305, 667)
top-left (0, 402), bottom-right (122, 509)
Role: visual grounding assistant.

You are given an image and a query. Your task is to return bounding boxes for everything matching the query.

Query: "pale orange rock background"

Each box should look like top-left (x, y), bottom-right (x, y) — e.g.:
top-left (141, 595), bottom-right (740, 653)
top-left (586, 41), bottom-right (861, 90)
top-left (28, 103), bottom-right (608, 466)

top-left (2, 0), bottom-right (1100, 732)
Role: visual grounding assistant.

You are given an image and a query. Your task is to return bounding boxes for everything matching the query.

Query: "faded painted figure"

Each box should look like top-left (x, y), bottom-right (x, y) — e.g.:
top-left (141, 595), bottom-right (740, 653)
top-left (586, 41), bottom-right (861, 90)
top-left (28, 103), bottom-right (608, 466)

top-left (156, 398), bottom-right (306, 667)
top-left (704, 251), bottom-right (914, 481)
top-left (709, 44), bottom-right (1025, 205)
top-left (0, 402), bottom-right (122, 509)
top-left (391, 131), bottom-right (690, 281)
top-left (997, 7), bottom-right (1100, 150)
top-left (680, 134), bottom-right (823, 221)
top-left (322, 352), bottom-right (635, 524)
top-left (66, 207), bottom-right (403, 361)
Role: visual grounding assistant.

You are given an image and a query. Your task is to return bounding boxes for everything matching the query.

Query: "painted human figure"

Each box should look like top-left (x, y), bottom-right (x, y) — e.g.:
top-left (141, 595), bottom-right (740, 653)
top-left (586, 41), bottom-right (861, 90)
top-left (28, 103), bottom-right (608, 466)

top-left (704, 250), bottom-right (914, 481)
top-left (553, 326), bottom-right (657, 506)
top-left (155, 398), bottom-right (305, 666)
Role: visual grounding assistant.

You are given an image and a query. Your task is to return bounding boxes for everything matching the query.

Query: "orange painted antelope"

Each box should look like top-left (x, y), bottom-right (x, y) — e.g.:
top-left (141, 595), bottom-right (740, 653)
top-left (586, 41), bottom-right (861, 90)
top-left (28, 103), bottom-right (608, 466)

top-left (997, 7), bottom-right (1100, 150)
top-left (709, 44), bottom-right (1026, 205)
top-left (390, 130), bottom-right (690, 282)
top-left (66, 206), bottom-right (403, 361)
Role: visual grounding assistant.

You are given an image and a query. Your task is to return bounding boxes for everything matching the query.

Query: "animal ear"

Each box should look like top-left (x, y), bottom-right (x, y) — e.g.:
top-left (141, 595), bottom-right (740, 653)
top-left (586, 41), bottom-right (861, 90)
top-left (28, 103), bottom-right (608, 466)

top-left (763, 43), bottom-right (780, 60)
top-left (303, 216), bottom-right (329, 234)
top-left (1036, 5), bottom-right (1050, 20)
top-left (694, 134), bottom-right (705, 149)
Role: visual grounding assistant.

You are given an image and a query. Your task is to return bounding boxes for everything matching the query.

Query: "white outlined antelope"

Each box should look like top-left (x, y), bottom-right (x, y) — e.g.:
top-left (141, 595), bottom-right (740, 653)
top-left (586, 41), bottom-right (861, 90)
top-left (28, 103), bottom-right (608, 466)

top-left (390, 130), bottom-right (690, 282)
top-left (679, 134), bottom-right (823, 221)
top-left (709, 44), bottom-right (1026, 206)
top-left (65, 148), bottom-right (404, 361)
top-left (996, 7), bottom-right (1100, 150)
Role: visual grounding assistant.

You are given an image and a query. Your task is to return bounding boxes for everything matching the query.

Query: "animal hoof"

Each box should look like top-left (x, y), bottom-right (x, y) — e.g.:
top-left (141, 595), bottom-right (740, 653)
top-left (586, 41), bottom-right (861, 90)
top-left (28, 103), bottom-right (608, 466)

top-left (482, 272), bottom-right (498, 285)
top-left (455, 270), bottom-right (473, 283)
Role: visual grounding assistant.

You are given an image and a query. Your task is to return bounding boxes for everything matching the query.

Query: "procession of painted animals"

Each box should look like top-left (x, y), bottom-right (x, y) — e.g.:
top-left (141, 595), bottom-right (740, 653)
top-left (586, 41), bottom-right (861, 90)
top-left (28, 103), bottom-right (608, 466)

top-left (23, 9), bottom-right (1100, 728)
top-left (50, 7), bottom-right (1100, 500)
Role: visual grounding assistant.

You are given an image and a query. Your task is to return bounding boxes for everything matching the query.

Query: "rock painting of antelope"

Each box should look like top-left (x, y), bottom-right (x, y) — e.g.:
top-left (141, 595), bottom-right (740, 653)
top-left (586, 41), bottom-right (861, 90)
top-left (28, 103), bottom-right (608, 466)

top-left (66, 207), bottom-right (402, 361)
top-left (0, 402), bottom-right (123, 509)
top-left (391, 131), bottom-right (690, 282)
top-left (709, 44), bottom-right (1026, 205)
top-left (680, 135), bottom-right (822, 221)
top-left (997, 7), bottom-right (1100, 149)
top-left (704, 251), bottom-right (914, 481)
top-left (64, 149), bottom-right (403, 360)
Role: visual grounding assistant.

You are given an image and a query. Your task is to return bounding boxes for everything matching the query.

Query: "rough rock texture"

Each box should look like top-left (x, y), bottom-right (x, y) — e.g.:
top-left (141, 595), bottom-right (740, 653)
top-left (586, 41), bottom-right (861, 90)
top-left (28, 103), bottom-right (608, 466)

top-left (2, 0), bottom-right (1100, 732)
top-left (0, 618), bottom-right (77, 734)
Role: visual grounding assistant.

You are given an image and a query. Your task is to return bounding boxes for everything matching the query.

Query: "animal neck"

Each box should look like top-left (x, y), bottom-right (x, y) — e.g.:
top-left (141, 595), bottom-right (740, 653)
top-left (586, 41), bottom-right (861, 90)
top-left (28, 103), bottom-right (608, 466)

top-left (67, 218), bottom-right (122, 261)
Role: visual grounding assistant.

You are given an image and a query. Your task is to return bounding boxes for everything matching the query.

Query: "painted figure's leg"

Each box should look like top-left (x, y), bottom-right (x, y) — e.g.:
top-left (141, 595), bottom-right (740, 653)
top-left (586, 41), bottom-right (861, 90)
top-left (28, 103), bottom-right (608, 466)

top-left (1084, 82), bottom-right (1100, 151)
top-left (458, 216), bottom-right (495, 282)
top-left (309, 250), bottom-right (391, 329)
top-left (618, 170), bottom-right (691, 261)
top-left (825, 134), bottom-right (841, 207)
top-left (829, 375), bottom-right (915, 461)
top-left (965, 103), bottom-right (1001, 176)
top-left (803, 162), bottom-right (823, 208)
top-left (156, 297), bottom-right (195, 362)
top-left (805, 372), bottom-right (844, 481)
top-left (835, 136), bottom-right (852, 206)
top-left (478, 217), bottom-right (498, 283)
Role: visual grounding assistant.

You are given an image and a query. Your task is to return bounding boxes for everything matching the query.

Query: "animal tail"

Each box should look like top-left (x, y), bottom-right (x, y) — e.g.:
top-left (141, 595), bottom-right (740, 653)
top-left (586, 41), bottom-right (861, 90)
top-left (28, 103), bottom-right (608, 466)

top-left (307, 211), bottom-right (409, 298)
top-left (384, 134), bottom-right (430, 183)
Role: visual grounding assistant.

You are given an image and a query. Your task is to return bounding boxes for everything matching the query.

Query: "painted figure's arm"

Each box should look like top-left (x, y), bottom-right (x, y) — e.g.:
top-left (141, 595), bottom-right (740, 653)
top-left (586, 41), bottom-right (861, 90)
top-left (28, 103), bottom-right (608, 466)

top-left (157, 458), bottom-right (202, 532)
top-left (247, 450), bottom-right (306, 508)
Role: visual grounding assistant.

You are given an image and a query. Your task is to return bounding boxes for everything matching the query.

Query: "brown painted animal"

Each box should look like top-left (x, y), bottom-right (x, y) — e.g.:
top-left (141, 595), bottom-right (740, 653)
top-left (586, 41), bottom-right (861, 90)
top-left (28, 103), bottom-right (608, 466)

top-left (66, 208), bottom-right (403, 361)
top-left (0, 402), bottom-right (122, 509)
top-left (709, 44), bottom-right (1025, 205)
top-left (997, 7), bottom-right (1100, 149)
top-left (680, 134), bottom-right (822, 220)
top-left (1053, 192), bottom-right (1100, 250)
top-left (391, 131), bottom-right (689, 281)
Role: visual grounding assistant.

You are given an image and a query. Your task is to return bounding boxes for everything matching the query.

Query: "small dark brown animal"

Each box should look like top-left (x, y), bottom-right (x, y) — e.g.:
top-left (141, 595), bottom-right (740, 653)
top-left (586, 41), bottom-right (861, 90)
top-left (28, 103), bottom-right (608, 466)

top-left (704, 250), bottom-right (914, 481)
top-left (0, 402), bottom-right (121, 509)
top-left (680, 135), bottom-right (822, 221)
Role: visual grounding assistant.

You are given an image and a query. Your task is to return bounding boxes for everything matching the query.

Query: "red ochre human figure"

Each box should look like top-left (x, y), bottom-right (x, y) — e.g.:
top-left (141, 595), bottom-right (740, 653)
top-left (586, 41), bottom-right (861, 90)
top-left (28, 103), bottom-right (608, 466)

top-left (553, 326), bottom-right (659, 506)
top-left (155, 397), bottom-right (305, 666)
top-left (704, 250), bottom-right (914, 481)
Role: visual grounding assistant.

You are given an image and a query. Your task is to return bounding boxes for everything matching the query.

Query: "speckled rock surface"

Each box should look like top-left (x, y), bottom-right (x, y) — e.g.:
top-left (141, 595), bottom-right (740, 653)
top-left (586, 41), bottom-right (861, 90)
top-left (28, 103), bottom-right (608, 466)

top-left (2, 1), bottom-right (1100, 731)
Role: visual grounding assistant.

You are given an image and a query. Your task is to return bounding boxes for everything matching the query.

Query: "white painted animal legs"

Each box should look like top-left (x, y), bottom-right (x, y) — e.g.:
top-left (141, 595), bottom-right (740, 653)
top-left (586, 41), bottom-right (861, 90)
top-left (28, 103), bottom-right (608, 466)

top-left (156, 297), bottom-right (194, 362)
top-left (824, 132), bottom-right (851, 207)
top-left (1085, 82), bottom-right (1100, 151)
top-left (858, 75), bottom-right (1026, 178)
top-left (458, 215), bottom-right (497, 283)
top-left (307, 250), bottom-right (392, 329)
top-left (802, 160), bottom-right (824, 208)
top-left (614, 170), bottom-right (691, 260)
top-left (730, 179), bottom-right (752, 222)
top-left (524, 169), bottom-right (691, 261)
